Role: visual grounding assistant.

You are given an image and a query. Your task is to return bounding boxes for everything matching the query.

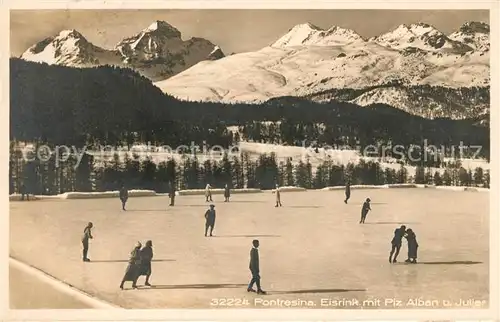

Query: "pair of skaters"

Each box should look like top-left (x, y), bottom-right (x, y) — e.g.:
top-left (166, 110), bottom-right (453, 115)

top-left (389, 225), bottom-right (419, 263)
top-left (205, 183), bottom-right (232, 203)
top-left (120, 240), bottom-right (154, 289)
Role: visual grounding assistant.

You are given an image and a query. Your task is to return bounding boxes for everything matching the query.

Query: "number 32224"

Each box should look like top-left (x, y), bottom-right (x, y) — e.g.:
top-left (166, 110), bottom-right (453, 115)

top-left (210, 298), bottom-right (251, 306)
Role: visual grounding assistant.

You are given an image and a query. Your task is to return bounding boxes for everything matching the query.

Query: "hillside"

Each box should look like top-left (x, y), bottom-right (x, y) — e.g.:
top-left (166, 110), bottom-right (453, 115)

top-left (10, 59), bottom-right (488, 161)
top-left (155, 21), bottom-right (489, 119)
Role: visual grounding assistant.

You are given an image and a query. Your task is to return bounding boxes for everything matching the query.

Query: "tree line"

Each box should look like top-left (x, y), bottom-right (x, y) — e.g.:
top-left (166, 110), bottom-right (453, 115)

top-left (10, 145), bottom-right (490, 196)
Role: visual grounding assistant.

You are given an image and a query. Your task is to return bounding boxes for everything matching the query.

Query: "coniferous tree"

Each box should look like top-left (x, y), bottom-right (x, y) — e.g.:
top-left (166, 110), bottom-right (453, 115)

top-left (414, 165), bottom-right (426, 184)
top-left (442, 169), bottom-right (452, 186)
top-left (484, 170), bottom-right (490, 188)
top-left (284, 158), bottom-right (294, 186)
top-left (433, 171), bottom-right (443, 186)
top-left (473, 167), bottom-right (484, 187)
top-left (396, 164), bottom-right (408, 184)
top-left (232, 156), bottom-right (244, 189)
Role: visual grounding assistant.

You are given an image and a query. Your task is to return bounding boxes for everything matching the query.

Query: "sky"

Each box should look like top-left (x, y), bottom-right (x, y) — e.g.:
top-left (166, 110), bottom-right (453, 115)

top-left (10, 9), bottom-right (489, 56)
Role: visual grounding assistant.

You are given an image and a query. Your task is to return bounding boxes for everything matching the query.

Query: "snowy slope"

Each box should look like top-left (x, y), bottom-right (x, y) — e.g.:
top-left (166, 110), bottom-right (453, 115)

top-left (156, 37), bottom-right (488, 103)
top-left (156, 21), bottom-right (489, 115)
top-left (20, 21), bottom-right (224, 81)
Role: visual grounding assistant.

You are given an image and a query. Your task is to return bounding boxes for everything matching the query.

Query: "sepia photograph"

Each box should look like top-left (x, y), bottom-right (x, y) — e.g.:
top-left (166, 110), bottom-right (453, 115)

top-left (4, 4), bottom-right (496, 317)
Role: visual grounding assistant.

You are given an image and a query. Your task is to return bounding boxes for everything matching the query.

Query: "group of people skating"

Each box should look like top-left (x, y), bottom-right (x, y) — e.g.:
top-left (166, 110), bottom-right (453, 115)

top-left (345, 179), bottom-right (419, 263)
top-left (82, 177), bottom-right (421, 293)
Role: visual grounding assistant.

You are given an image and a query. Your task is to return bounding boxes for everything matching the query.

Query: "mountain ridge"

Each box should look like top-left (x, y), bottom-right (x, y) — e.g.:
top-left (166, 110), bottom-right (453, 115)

top-left (20, 20), bottom-right (224, 81)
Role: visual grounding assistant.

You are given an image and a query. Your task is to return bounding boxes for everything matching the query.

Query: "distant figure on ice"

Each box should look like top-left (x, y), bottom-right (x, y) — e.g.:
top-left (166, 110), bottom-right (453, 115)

top-left (204, 204), bottom-right (216, 237)
top-left (120, 242), bottom-right (142, 290)
top-left (404, 228), bottom-right (419, 264)
top-left (344, 180), bottom-right (351, 204)
top-left (20, 183), bottom-right (30, 201)
top-left (273, 184), bottom-right (282, 207)
top-left (205, 183), bottom-right (213, 202)
top-left (138, 240), bottom-right (154, 286)
top-left (389, 225), bottom-right (406, 263)
top-left (169, 181), bottom-right (176, 206)
top-left (81, 222), bottom-right (93, 262)
top-left (359, 198), bottom-right (371, 223)
top-left (119, 184), bottom-right (128, 211)
top-left (224, 183), bottom-right (231, 202)
top-left (247, 239), bottom-right (266, 294)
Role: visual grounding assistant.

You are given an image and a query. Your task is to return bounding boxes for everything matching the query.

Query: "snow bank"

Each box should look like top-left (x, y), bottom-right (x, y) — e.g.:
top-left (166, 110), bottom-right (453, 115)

top-left (320, 184), bottom-right (487, 192)
top-left (273, 186), bottom-right (307, 192)
top-left (177, 188), bottom-right (262, 196)
top-left (322, 184), bottom-right (389, 191)
top-left (61, 190), bottom-right (157, 199)
top-left (387, 184), bottom-right (418, 188)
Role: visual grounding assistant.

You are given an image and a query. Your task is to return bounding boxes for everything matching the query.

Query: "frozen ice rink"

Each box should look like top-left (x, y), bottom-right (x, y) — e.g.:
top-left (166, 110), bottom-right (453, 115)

top-left (9, 188), bottom-right (489, 309)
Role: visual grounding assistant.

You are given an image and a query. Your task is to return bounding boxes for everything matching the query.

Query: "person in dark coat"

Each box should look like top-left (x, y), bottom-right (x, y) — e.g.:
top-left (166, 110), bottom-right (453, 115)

top-left (389, 225), bottom-right (406, 263)
top-left (359, 198), bottom-right (371, 223)
top-left (138, 240), bottom-right (154, 286)
top-left (273, 184), bottom-right (282, 207)
top-left (247, 239), bottom-right (266, 294)
top-left (169, 182), bottom-right (176, 206)
top-left (81, 222), bottom-right (93, 262)
top-left (404, 228), bottom-right (419, 263)
top-left (224, 184), bottom-right (231, 202)
top-left (120, 242), bottom-right (142, 289)
top-left (344, 180), bottom-right (351, 204)
top-left (204, 204), bottom-right (216, 237)
top-left (119, 184), bottom-right (128, 211)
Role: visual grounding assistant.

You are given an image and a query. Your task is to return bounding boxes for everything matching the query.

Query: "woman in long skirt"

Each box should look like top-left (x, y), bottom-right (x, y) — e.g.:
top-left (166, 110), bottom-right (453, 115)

top-left (138, 240), bottom-right (154, 286)
top-left (120, 242), bottom-right (142, 289)
top-left (404, 229), bottom-right (419, 264)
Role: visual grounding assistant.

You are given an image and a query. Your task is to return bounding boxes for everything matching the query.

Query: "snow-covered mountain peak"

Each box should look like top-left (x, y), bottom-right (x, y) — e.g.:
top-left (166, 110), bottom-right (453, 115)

top-left (371, 22), bottom-right (473, 53)
top-left (272, 22), bottom-right (363, 47)
top-left (449, 21), bottom-right (490, 52)
top-left (57, 29), bottom-right (85, 39)
top-left (20, 28), bottom-right (103, 66)
top-left (459, 21), bottom-right (490, 34)
top-left (142, 20), bottom-right (182, 38)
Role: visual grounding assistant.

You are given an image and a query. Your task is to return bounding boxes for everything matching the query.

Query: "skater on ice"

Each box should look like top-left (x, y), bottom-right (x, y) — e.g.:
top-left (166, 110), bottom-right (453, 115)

top-left (404, 228), bottom-right (419, 264)
top-left (273, 184), bottom-right (282, 207)
top-left (359, 198), bottom-right (371, 223)
top-left (120, 242), bottom-right (142, 290)
top-left (138, 240), bottom-right (154, 286)
top-left (205, 183), bottom-right (213, 202)
top-left (389, 225), bottom-right (406, 263)
top-left (204, 204), bottom-right (216, 237)
top-left (169, 181), bottom-right (176, 206)
top-left (224, 183), bottom-right (231, 202)
top-left (344, 180), bottom-right (351, 204)
top-left (81, 222), bottom-right (93, 262)
top-left (247, 239), bottom-right (266, 294)
top-left (119, 183), bottom-right (128, 211)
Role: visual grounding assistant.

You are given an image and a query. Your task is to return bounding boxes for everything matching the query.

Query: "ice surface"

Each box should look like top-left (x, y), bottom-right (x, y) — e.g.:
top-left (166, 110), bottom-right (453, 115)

top-left (10, 189), bottom-right (488, 309)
